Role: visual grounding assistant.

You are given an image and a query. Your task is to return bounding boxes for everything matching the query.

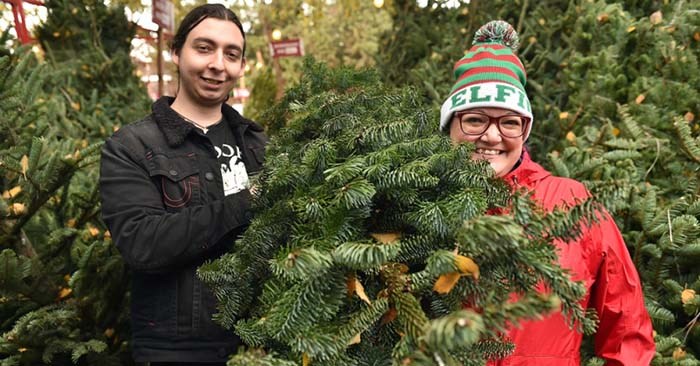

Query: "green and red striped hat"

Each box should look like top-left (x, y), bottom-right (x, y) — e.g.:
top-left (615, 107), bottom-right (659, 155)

top-left (439, 20), bottom-right (533, 139)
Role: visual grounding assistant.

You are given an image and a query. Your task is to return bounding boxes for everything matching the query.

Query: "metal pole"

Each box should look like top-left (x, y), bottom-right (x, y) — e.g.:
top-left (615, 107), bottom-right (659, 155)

top-left (5, 0), bottom-right (29, 43)
top-left (157, 26), bottom-right (163, 98)
top-left (2, 0), bottom-right (46, 44)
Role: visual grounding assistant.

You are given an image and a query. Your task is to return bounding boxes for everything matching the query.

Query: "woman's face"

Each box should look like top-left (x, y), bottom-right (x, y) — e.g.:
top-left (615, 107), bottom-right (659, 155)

top-left (448, 107), bottom-right (526, 177)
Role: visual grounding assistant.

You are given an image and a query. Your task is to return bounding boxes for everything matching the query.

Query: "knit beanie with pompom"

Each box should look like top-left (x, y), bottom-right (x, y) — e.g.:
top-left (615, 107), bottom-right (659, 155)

top-left (439, 20), bottom-right (533, 140)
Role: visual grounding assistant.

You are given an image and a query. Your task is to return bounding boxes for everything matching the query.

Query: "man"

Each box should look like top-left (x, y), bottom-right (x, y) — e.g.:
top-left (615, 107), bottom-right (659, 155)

top-left (100, 4), bottom-right (267, 365)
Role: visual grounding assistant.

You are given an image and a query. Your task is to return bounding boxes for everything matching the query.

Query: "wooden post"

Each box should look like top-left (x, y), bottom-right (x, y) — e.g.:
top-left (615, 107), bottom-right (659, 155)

top-left (271, 45), bottom-right (285, 101)
top-left (261, 16), bottom-right (285, 101)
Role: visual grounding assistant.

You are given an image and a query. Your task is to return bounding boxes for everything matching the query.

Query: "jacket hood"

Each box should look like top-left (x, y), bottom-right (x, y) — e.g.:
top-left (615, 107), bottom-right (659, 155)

top-left (503, 149), bottom-right (551, 188)
top-left (152, 96), bottom-right (264, 147)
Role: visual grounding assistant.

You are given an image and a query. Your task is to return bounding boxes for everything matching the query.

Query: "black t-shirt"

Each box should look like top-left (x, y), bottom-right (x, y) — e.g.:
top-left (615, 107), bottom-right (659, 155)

top-left (204, 121), bottom-right (249, 196)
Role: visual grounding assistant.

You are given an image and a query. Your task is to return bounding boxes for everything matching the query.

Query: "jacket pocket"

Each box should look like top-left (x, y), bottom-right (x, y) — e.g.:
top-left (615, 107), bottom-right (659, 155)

top-left (147, 154), bottom-right (201, 209)
top-left (131, 272), bottom-right (177, 336)
top-left (246, 146), bottom-right (266, 176)
top-left (193, 276), bottom-right (231, 339)
top-left (250, 146), bottom-right (265, 164)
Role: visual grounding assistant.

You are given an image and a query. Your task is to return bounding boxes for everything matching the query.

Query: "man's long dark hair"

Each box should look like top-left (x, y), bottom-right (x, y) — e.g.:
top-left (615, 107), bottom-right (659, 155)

top-left (170, 4), bottom-right (246, 57)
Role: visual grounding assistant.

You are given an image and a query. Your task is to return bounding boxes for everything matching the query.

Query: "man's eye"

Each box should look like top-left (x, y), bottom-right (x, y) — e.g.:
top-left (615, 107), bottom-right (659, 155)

top-left (196, 45), bottom-right (211, 52)
top-left (227, 53), bottom-right (240, 59)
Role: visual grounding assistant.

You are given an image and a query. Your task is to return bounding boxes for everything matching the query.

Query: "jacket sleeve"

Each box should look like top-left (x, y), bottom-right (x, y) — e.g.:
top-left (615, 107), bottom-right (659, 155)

top-left (99, 136), bottom-right (252, 274)
top-left (588, 212), bottom-right (656, 365)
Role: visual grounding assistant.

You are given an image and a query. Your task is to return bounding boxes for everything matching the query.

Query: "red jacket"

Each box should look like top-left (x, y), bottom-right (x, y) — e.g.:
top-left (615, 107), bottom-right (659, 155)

top-left (487, 152), bottom-right (655, 366)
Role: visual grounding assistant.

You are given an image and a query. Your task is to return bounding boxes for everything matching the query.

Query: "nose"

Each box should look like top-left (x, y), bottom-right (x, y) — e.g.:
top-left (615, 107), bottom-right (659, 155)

top-left (208, 51), bottom-right (225, 71)
top-left (479, 122), bottom-right (502, 143)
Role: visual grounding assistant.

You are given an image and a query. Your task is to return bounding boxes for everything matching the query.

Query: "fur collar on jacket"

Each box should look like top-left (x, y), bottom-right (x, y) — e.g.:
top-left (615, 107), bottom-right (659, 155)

top-left (152, 96), bottom-right (264, 147)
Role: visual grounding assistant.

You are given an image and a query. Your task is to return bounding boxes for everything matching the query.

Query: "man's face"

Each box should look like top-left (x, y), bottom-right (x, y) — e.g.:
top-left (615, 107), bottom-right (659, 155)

top-left (172, 18), bottom-right (245, 108)
top-left (449, 107), bottom-right (526, 177)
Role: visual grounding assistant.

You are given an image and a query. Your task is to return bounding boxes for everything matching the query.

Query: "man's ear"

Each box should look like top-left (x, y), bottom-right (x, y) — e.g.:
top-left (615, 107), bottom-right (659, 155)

top-left (171, 49), bottom-right (180, 66)
top-left (237, 57), bottom-right (246, 78)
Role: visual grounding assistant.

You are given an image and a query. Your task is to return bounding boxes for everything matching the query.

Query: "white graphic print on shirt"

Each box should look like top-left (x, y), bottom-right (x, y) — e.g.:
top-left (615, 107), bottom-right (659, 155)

top-left (215, 143), bottom-right (249, 196)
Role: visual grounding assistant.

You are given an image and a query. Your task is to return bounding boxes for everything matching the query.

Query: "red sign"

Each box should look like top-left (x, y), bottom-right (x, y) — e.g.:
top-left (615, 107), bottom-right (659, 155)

top-left (152, 0), bottom-right (174, 32)
top-left (269, 39), bottom-right (304, 58)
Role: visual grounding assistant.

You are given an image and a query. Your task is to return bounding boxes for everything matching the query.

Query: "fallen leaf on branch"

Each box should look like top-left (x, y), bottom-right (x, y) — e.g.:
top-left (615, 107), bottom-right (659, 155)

top-left (347, 333), bottom-right (361, 345)
top-left (434, 272), bottom-right (460, 294)
top-left (20, 155), bottom-right (28, 178)
top-left (355, 278), bottom-right (371, 304)
top-left (455, 254), bottom-right (480, 280)
top-left (681, 289), bottom-right (695, 304)
top-left (370, 232), bottom-right (401, 244)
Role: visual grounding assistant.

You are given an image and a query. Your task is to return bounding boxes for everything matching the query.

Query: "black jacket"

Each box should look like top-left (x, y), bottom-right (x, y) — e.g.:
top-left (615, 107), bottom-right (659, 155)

top-left (99, 97), bottom-right (267, 362)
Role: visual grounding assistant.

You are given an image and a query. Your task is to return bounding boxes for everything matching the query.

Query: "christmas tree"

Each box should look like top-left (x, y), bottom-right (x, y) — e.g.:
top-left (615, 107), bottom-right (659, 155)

top-left (35, 0), bottom-right (149, 135)
top-left (199, 59), bottom-right (597, 365)
top-left (527, 1), bottom-right (700, 363)
top-left (0, 1), bottom-right (150, 365)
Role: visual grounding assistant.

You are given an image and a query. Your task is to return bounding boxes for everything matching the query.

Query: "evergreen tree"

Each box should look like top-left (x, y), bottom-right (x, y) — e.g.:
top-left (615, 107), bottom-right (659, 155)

top-left (0, 47), bottom-right (128, 366)
top-left (234, 0), bottom-right (392, 128)
top-left (0, 28), bottom-right (13, 58)
top-left (245, 68), bottom-right (278, 128)
top-left (35, 0), bottom-right (149, 135)
top-left (533, 1), bottom-right (700, 363)
top-left (199, 59), bottom-right (597, 365)
top-left (0, 1), bottom-right (150, 365)
top-left (375, 0), bottom-right (523, 108)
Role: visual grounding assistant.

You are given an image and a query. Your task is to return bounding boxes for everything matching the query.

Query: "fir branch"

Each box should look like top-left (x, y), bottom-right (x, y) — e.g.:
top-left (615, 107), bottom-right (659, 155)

top-left (271, 247), bottom-right (334, 282)
top-left (408, 202), bottom-right (451, 239)
top-left (646, 302), bottom-right (676, 329)
top-left (337, 297), bottom-right (389, 342)
top-left (324, 157), bottom-right (367, 186)
top-left (674, 116), bottom-right (700, 163)
top-left (421, 310), bottom-right (484, 352)
top-left (227, 349), bottom-right (298, 366)
top-left (267, 269), bottom-right (346, 342)
top-left (334, 178), bottom-right (377, 210)
top-left (394, 291), bottom-right (429, 340)
top-left (333, 241), bottom-right (401, 270)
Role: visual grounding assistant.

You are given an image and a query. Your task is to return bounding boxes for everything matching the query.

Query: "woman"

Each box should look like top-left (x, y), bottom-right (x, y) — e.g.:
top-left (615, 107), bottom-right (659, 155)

top-left (440, 21), bottom-right (655, 365)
